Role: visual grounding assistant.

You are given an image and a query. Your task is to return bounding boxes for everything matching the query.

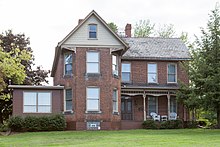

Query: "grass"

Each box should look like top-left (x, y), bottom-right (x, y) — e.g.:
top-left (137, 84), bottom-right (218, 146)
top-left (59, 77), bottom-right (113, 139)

top-left (0, 129), bottom-right (220, 147)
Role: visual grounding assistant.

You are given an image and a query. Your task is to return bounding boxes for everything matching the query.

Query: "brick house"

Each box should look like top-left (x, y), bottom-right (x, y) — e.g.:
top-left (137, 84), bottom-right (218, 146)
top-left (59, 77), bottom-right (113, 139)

top-left (9, 10), bottom-right (190, 130)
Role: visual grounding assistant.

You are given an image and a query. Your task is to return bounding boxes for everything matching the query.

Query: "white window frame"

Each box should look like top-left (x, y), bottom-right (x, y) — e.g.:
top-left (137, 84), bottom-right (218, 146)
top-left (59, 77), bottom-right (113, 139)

top-left (88, 24), bottom-right (97, 39)
top-left (86, 87), bottom-right (100, 111)
top-left (167, 63), bottom-right (177, 83)
top-left (23, 91), bottom-right (51, 113)
top-left (148, 96), bottom-right (158, 115)
top-left (112, 55), bottom-right (118, 76)
top-left (64, 53), bottom-right (73, 76)
top-left (64, 89), bottom-right (72, 111)
top-left (86, 52), bottom-right (100, 74)
top-left (113, 89), bottom-right (118, 113)
top-left (147, 63), bottom-right (157, 83)
top-left (121, 63), bottom-right (131, 82)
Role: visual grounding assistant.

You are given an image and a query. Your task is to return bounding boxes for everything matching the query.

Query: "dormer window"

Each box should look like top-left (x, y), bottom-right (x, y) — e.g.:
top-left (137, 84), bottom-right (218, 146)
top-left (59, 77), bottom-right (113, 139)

top-left (89, 24), bottom-right (97, 39)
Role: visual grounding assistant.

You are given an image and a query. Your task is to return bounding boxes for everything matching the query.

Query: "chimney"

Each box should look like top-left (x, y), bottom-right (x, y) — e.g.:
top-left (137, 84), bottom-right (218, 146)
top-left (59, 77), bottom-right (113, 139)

top-left (125, 23), bottom-right (132, 37)
top-left (78, 19), bottom-right (84, 25)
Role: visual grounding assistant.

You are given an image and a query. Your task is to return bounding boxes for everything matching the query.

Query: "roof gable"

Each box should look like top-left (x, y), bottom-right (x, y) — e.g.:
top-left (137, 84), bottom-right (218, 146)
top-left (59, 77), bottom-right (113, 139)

top-left (58, 10), bottom-right (128, 48)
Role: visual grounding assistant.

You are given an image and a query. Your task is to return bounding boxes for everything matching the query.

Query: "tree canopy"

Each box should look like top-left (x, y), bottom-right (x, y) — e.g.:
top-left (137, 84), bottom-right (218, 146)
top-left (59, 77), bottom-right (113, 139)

top-left (177, 4), bottom-right (220, 128)
top-left (134, 20), bottom-right (155, 37)
top-left (0, 30), bottom-right (50, 124)
top-left (108, 22), bottom-right (118, 33)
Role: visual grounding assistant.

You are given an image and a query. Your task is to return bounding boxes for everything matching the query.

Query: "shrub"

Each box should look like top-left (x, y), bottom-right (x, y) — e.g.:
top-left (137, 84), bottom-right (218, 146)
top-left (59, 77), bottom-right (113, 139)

top-left (8, 116), bottom-right (24, 131)
top-left (143, 119), bottom-right (183, 129)
top-left (160, 120), bottom-right (183, 129)
top-left (8, 114), bottom-right (66, 132)
top-left (0, 123), bottom-right (9, 132)
top-left (142, 120), bottom-right (159, 129)
top-left (23, 116), bottom-right (39, 131)
top-left (184, 121), bottom-right (198, 128)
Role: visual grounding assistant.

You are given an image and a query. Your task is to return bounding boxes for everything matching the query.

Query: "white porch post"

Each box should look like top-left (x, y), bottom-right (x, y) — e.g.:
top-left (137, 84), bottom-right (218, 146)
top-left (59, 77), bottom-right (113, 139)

top-left (143, 94), bottom-right (146, 121)
top-left (167, 92), bottom-right (170, 120)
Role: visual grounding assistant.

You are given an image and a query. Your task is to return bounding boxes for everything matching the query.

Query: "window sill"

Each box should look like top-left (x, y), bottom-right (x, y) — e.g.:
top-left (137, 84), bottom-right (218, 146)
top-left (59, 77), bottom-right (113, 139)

top-left (88, 38), bottom-right (98, 40)
top-left (85, 111), bottom-right (102, 114)
top-left (63, 110), bottom-right (74, 115)
top-left (113, 112), bottom-right (119, 115)
top-left (113, 74), bottom-right (119, 79)
top-left (63, 74), bottom-right (73, 78)
top-left (85, 73), bottom-right (101, 77)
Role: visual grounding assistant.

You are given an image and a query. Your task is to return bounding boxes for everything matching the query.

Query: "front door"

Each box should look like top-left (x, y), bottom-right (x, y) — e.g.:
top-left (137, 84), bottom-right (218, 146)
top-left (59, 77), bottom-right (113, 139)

top-left (121, 98), bottom-right (133, 120)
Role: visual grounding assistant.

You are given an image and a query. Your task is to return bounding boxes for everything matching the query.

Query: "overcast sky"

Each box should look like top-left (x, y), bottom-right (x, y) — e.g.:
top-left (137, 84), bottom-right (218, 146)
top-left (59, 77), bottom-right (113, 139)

top-left (0, 0), bottom-right (219, 85)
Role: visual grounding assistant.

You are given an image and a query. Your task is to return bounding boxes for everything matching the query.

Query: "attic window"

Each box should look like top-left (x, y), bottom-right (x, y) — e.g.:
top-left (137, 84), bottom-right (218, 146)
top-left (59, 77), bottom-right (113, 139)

top-left (89, 24), bottom-right (97, 39)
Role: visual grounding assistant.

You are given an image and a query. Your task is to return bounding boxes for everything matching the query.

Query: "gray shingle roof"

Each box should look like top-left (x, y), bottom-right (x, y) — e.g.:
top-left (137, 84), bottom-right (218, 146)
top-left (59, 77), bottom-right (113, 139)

top-left (122, 37), bottom-right (190, 60)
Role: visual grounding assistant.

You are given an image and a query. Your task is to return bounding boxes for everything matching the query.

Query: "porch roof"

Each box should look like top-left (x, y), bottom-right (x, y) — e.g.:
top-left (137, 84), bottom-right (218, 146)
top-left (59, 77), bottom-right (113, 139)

top-left (121, 83), bottom-right (179, 90)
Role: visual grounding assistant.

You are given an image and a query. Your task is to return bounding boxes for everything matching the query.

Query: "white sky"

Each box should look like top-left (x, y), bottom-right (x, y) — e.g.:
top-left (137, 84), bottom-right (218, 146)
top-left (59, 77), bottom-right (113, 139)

top-left (0, 0), bottom-right (219, 85)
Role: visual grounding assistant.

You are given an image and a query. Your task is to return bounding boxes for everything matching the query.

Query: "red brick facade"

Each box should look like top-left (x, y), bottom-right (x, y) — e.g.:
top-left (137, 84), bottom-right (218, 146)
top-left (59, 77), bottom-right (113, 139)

top-left (11, 11), bottom-right (190, 130)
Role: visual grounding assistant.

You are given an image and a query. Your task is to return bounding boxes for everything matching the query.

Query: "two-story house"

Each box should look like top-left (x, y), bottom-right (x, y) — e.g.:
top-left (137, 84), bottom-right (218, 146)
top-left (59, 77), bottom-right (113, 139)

top-left (9, 10), bottom-right (190, 130)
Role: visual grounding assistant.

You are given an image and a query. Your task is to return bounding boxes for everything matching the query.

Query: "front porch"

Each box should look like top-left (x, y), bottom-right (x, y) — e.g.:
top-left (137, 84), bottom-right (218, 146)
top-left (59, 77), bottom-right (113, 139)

top-left (121, 88), bottom-right (188, 122)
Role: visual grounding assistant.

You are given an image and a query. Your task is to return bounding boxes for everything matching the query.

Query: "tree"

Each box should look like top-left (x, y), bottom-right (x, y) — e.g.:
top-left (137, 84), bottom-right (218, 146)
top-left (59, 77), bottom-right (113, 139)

top-left (134, 20), bottom-right (155, 37)
top-left (0, 30), bottom-right (50, 124)
top-left (156, 24), bottom-right (176, 38)
top-left (178, 5), bottom-right (220, 128)
top-left (0, 43), bottom-right (31, 123)
top-left (0, 30), bottom-right (50, 85)
top-left (108, 22), bottom-right (118, 33)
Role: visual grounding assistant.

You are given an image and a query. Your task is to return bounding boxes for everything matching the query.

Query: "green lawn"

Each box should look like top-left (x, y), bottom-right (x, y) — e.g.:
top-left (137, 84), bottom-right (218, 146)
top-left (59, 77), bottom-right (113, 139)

top-left (0, 129), bottom-right (220, 147)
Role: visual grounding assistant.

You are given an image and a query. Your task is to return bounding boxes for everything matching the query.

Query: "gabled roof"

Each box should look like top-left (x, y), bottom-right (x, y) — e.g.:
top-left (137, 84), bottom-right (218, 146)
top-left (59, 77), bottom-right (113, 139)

top-left (122, 37), bottom-right (190, 60)
top-left (58, 10), bottom-right (129, 48)
top-left (51, 10), bottom-right (129, 77)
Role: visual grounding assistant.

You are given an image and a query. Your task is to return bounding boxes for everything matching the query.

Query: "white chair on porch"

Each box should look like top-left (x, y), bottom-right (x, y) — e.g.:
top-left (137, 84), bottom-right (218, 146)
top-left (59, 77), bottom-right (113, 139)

top-left (150, 112), bottom-right (160, 121)
top-left (169, 112), bottom-right (177, 120)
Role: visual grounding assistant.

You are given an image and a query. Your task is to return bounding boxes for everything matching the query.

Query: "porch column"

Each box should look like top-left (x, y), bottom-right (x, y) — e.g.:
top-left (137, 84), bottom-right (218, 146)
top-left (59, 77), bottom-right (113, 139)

top-left (167, 93), bottom-right (170, 120)
top-left (143, 94), bottom-right (146, 121)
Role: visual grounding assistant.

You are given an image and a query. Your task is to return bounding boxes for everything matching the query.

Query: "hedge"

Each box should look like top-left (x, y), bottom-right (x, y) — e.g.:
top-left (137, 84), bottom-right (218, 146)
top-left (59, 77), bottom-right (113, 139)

top-left (142, 119), bottom-right (183, 129)
top-left (8, 114), bottom-right (66, 132)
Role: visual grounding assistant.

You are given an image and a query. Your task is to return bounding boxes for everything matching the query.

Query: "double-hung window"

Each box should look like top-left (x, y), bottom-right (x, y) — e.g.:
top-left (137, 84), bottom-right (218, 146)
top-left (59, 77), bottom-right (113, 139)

top-left (65, 89), bottom-right (72, 111)
top-left (87, 87), bottom-right (100, 111)
top-left (86, 52), bottom-right (99, 73)
top-left (148, 63), bottom-right (157, 83)
top-left (64, 53), bottom-right (72, 75)
top-left (168, 64), bottom-right (177, 83)
top-left (122, 63), bottom-right (131, 82)
top-left (113, 89), bottom-right (118, 112)
top-left (148, 96), bottom-right (158, 115)
top-left (89, 24), bottom-right (97, 39)
top-left (112, 55), bottom-right (118, 76)
top-left (23, 92), bottom-right (51, 113)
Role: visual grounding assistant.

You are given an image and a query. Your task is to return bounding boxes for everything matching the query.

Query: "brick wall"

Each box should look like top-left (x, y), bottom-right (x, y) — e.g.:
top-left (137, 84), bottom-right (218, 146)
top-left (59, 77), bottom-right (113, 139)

top-left (53, 47), bottom-right (121, 130)
top-left (13, 89), bottom-right (63, 116)
top-left (122, 60), bottom-right (188, 85)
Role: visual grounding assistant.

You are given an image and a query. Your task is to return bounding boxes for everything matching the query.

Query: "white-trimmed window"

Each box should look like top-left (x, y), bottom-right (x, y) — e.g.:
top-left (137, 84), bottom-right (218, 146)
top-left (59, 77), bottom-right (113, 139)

top-left (86, 52), bottom-right (99, 73)
top-left (64, 53), bottom-right (72, 75)
top-left (23, 92), bottom-right (51, 113)
top-left (112, 55), bottom-right (118, 76)
top-left (148, 96), bottom-right (158, 115)
top-left (170, 96), bottom-right (177, 113)
top-left (86, 87), bottom-right (100, 111)
top-left (113, 89), bottom-right (118, 112)
top-left (168, 64), bottom-right (177, 83)
top-left (148, 63), bottom-right (157, 83)
top-left (122, 63), bottom-right (131, 82)
top-left (88, 24), bottom-right (97, 39)
top-left (65, 89), bottom-right (72, 111)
